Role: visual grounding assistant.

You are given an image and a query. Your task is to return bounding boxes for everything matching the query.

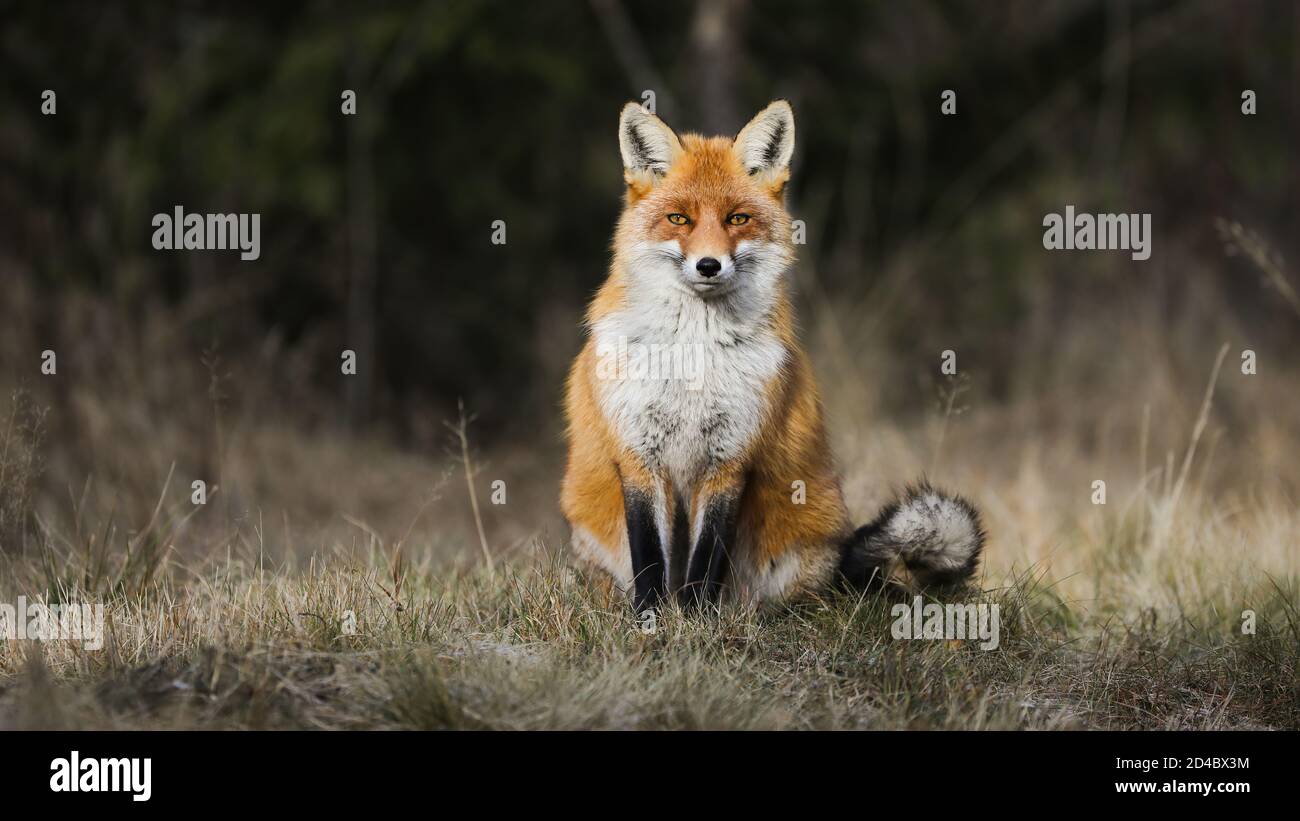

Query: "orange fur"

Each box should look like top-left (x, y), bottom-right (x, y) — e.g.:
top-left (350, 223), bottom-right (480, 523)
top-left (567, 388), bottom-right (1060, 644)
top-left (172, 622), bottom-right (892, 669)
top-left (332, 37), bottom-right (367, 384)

top-left (561, 103), bottom-right (851, 603)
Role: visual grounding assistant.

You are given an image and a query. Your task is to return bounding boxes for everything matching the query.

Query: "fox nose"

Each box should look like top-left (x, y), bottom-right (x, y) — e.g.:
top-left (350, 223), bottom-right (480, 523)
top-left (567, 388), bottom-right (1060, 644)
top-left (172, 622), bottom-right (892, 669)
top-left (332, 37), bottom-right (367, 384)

top-left (696, 257), bottom-right (722, 278)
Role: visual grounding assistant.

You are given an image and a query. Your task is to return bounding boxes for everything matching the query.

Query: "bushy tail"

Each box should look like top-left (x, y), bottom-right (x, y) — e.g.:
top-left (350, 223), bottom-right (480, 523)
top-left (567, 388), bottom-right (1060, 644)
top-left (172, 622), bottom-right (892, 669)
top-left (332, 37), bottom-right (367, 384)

top-left (838, 482), bottom-right (985, 593)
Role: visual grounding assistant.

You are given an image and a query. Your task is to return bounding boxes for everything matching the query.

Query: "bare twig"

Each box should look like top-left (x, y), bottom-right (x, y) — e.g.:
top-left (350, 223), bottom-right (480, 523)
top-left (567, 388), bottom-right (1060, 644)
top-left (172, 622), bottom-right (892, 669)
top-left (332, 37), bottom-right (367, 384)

top-left (931, 372), bottom-right (970, 473)
top-left (588, 0), bottom-right (678, 113)
top-left (1216, 219), bottom-right (1300, 320)
top-left (1169, 344), bottom-right (1229, 511)
top-left (1138, 402), bottom-right (1150, 537)
top-left (445, 399), bottom-right (494, 575)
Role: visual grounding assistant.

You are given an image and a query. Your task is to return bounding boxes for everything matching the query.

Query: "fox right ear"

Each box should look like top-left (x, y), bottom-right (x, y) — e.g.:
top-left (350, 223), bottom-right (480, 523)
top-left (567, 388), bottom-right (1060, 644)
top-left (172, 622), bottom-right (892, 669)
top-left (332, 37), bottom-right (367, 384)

top-left (619, 103), bottom-right (682, 178)
top-left (734, 100), bottom-right (795, 176)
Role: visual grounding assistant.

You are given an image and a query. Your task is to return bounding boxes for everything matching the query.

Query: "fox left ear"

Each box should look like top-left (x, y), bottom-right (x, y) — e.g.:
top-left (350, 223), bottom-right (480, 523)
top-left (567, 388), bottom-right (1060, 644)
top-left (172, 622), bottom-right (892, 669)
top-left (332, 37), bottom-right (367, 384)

top-left (733, 100), bottom-right (795, 176)
top-left (619, 103), bottom-right (683, 177)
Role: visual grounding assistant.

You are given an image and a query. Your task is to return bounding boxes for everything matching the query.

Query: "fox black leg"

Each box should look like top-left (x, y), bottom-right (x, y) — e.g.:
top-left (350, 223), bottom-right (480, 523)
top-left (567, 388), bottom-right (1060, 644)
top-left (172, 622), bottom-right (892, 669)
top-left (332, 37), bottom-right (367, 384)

top-left (682, 495), bottom-right (739, 609)
top-left (623, 489), bottom-right (667, 613)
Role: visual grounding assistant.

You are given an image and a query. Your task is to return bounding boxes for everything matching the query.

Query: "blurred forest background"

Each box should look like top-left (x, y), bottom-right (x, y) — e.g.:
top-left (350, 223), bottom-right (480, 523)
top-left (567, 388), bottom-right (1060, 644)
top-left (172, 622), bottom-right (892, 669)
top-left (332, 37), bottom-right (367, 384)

top-left (1, 0), bottom-right (1297, 579)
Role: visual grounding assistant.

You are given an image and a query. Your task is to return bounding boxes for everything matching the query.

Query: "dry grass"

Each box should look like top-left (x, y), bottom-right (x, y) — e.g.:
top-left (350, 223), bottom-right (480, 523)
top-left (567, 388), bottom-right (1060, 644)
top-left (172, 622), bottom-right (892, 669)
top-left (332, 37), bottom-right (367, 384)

top-left (1, 532), bottom-right (1295, 730)
top-left (1, 264), bottom-right (1298, 730)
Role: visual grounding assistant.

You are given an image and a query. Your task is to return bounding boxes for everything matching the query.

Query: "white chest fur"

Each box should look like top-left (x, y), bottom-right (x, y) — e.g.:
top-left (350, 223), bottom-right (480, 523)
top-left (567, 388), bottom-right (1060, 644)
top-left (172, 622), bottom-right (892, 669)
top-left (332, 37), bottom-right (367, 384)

top-left (592, 293), bottom-right (787, 495)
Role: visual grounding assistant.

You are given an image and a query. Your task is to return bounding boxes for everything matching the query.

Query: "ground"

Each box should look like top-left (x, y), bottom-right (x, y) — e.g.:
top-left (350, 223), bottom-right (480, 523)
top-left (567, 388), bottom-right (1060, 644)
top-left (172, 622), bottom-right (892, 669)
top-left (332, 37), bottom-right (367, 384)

top-left (1, 296), bottom-right (1297, 730)
top-left (1, 502), bottom-right (1296, 730)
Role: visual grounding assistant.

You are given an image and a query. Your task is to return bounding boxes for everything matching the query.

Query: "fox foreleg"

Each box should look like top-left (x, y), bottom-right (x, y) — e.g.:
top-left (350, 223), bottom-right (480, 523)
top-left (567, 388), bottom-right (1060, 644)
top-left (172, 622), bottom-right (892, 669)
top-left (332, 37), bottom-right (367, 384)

top-left (681, 469), bottom-right (745, 609)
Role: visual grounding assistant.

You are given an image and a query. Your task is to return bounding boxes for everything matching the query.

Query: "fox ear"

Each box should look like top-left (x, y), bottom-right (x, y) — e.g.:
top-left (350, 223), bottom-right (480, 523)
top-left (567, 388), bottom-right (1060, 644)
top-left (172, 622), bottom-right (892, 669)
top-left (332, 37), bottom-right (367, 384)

top-left (734, 100), bottom-right (795, 175)
top-left (619, 103), bottom-right (682, 177)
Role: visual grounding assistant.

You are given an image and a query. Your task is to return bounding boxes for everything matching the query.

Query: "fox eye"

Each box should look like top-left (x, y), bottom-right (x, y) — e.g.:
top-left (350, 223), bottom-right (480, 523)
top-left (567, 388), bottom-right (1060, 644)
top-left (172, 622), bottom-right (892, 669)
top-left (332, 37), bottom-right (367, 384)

top-left (666, 213), bottom-right (690, 226)
top-left (727, 213), bottom-right (751, 226)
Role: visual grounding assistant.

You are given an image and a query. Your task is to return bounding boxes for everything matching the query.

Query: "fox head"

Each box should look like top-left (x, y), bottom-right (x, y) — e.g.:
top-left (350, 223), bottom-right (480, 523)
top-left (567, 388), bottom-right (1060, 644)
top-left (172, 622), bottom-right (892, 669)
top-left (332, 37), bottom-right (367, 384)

top-left (613, 101), bottom-right (796, 306)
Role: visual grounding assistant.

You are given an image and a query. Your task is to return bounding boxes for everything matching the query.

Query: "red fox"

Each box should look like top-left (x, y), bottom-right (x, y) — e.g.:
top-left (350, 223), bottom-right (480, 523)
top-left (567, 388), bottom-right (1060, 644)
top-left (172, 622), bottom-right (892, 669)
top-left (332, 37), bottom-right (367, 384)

top-left (561, 100), bottom-right (984, 612)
